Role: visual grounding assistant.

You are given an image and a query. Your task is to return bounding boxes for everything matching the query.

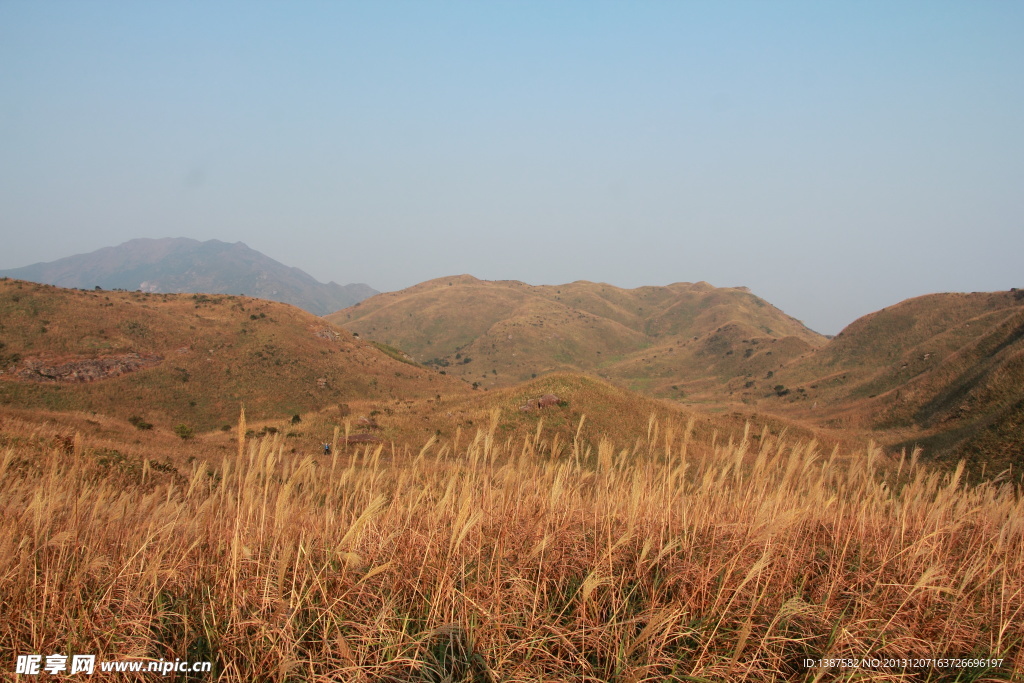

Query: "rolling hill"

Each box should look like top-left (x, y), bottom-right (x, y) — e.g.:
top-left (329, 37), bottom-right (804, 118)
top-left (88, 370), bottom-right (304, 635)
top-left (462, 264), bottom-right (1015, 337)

top-left (328, 276), bottom-right (1024, 474)
top-left (0, 278), bottom-right (459, 431)
top-left (0, 237), bottom-right (377, 315)
top-left (301, 371), bottom-right (831, 457)
top-left (0, 278), bottom-right (839, 491)
top-left (326, 275), bottom-right (826, 399)
top-left (749, 290), bottom-right (1024, 472)
top-left (3, 272), bottom-right (1021, 477)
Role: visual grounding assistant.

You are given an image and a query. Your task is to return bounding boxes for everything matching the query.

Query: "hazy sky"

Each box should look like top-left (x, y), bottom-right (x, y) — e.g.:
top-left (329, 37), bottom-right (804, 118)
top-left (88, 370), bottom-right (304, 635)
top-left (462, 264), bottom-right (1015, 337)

top-left (2, 2), bottom-right (1021, 334)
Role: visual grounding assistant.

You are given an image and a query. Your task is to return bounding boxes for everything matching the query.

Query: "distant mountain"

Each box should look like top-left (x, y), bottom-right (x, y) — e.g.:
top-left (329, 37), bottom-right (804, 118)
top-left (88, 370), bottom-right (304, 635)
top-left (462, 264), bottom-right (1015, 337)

top-left (0, 238), bottom-right (377, 315)
top-left (325, 274), bottom-right (826, 396)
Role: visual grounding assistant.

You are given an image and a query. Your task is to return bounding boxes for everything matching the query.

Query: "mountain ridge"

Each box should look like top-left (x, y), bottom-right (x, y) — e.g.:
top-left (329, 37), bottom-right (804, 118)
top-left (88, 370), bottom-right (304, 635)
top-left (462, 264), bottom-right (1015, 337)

top-left (327, 275), bottom-right (826, 397)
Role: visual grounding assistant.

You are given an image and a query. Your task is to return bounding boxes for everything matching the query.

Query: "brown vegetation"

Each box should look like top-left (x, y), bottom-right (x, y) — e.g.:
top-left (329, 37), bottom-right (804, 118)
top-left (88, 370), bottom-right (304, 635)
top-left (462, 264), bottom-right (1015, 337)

top-left (1, 277), bottom-right (1023, 680)
top-left (755, 291), bottom-right (1024, 474)
top-left (332, 278), bottom-right (1024, 477)
top-left (1, 409), bottom-right (1020, 681)
top-left (326, 276), bottom-right (824, 395)
top-left (0, 279), bottom-right (462, 430)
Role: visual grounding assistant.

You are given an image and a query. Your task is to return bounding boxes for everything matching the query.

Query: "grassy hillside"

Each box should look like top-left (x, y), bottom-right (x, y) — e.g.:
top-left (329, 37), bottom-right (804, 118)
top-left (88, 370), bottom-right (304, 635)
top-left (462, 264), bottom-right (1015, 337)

top-left (5, 275), bottom-right (1021, 478)
top-left (284, 372), bottom-right (833, 459)
top-left (753, 290), bottom-right (1024, 472)
top-left (330, 278), bottom-right (1024, 476)
top-left (327, 276), bottom-right (825, 397)
top-left (0, 278), bottom-right (461, 432)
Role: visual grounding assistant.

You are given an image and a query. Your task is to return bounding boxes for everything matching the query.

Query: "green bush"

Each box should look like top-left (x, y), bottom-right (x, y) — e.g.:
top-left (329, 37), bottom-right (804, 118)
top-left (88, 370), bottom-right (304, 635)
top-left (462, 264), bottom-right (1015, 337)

top-left (128, 415), bottom-right (153, 431)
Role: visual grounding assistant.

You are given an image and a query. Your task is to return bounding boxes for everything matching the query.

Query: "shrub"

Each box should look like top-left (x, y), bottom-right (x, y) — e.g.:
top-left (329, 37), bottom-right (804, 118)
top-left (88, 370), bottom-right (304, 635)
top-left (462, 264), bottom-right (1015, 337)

top-left (173, 424), bottom-right (194, 440)
top-left (127, 415), bottom-right (153, 431)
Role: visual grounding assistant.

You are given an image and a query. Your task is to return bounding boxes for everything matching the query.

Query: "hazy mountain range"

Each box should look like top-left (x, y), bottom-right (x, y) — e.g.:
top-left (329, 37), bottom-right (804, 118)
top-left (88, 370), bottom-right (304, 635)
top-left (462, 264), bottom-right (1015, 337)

top-left (0, 238), bottom-right (377, 315)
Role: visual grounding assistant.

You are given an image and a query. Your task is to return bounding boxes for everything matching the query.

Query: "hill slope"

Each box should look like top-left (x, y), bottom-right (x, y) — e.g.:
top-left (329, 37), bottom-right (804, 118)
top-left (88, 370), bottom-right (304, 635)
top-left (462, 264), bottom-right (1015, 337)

top-left (0, 278), bottom-right (459, 431)
top-left (326, 275), bottom-right (825, 398)
top-left (330, 276), bottom-right (1024, 474)
top-left (755, 290), bottom-right (1024, 471)
top-left (0, 238), bottom-right (377, 315)
top-left (285, 372), bottom-right (828, 456)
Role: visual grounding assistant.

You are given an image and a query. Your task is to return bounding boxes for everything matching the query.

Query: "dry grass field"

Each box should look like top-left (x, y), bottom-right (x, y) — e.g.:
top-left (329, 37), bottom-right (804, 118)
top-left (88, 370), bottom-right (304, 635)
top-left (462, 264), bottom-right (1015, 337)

top-left (2, 408), bottom-right (1020, 681)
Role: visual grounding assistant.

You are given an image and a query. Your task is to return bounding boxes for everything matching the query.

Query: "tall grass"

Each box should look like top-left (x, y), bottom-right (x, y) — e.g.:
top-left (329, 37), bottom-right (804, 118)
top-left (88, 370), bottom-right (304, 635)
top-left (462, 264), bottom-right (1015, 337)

top-left (1, 414), bottom-right (1021, 681)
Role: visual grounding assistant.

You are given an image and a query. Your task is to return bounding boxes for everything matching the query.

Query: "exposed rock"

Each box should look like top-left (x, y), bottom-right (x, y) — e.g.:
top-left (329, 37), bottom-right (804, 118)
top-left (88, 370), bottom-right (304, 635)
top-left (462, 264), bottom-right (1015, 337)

top-left (519, 393), bottom-right (563, 412)
top-left (538, 393), bottom-right (560, 408)
top-left (14, 353), bottom-right (162, 383)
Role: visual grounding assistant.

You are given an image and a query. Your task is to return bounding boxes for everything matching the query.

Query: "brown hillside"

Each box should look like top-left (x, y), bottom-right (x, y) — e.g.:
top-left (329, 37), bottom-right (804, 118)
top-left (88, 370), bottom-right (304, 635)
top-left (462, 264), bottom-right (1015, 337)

top-left (753, 290), bottom-right (1024, 471)
top-left (0, 278), bottom-right (464, 432)
top-left (308, 372), bottom-right (833, 456)
top-left (326, 276), bottom-right (825, 396)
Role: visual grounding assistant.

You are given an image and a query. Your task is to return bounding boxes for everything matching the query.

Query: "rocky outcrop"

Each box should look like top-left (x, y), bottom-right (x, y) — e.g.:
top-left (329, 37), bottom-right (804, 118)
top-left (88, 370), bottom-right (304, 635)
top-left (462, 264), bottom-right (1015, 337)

top-left (518, 393), bottom-right (563, 412)
top-left (314, 328), bottom-right (340, 341)
top-left (13, 353), bottom-right (162, 383)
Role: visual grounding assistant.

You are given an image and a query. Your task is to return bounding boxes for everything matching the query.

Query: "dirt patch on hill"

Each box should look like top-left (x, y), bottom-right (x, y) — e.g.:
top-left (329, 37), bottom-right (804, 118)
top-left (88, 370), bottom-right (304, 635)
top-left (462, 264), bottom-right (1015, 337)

top-left (9, 353), bottom-right (163, 383)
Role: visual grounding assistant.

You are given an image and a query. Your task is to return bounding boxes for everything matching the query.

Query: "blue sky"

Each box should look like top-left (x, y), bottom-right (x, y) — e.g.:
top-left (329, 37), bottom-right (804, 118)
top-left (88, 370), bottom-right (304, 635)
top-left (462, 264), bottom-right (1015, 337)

top-left (1, 1), bottom-right (1021, 334)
